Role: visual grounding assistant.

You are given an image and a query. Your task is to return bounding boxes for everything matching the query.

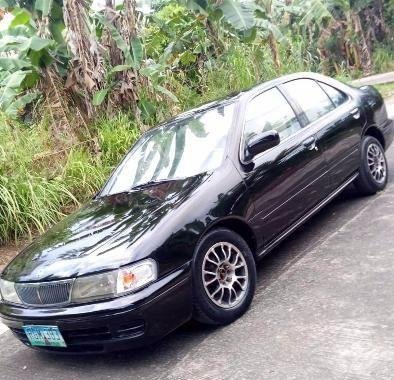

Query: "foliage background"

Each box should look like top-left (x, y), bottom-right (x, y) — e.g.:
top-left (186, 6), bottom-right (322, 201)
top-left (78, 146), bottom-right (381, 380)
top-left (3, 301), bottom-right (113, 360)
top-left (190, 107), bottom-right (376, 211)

top-left (0, 0), bottom-right (393, 243)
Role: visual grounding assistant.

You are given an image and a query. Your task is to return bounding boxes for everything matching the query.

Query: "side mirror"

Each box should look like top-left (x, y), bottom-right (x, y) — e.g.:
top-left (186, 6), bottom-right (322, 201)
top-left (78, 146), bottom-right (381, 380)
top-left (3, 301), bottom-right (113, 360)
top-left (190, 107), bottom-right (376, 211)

top-left (246, 130), bottom-right (280, 160)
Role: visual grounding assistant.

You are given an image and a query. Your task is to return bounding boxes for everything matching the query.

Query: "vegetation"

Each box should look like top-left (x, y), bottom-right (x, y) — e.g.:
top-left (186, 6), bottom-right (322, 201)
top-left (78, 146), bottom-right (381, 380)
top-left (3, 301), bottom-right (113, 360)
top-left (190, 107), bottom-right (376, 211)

top-left (0, 0), bottom-right (393, 243)
top-left (374, 82), bottom-right (394, 99)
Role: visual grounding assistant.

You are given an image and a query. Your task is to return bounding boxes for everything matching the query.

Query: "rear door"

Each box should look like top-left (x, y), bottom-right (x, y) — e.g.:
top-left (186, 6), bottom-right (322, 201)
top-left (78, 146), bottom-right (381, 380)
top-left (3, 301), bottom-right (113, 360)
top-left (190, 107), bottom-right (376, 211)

top-left (281, 79), bottom-right (365, 190)
top-left (240, 87), bottom-right (330, 247)
top-left (317, 81), bottom-right (365, 188)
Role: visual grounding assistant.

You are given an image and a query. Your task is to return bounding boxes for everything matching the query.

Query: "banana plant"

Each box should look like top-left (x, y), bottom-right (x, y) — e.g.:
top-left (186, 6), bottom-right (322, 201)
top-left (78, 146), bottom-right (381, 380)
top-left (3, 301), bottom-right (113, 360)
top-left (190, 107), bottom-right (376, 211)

top-left (220, 0), bottom-right (256, 31)
top-left (180, 0), bottom-right (256, 32)
top-left (144, 1), bottom-right (214, 82)
top-left (296, 0), bottom-right (374, 74)
top-left (0, 6), bottom-right (56, 117)
top-left (0, 0), bottom-right (70, 119)
top-left (92, 8), bottom-right (178, 115)
top-left (253, 0), bottom-right (297, 70)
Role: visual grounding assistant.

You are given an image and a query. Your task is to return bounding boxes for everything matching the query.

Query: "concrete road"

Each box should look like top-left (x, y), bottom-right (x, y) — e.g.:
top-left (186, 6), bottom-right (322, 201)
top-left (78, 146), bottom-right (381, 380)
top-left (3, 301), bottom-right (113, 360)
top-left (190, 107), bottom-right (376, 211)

top-left (351, 71), bottom-right (394, 86)
top-left (1, 101), bottom-right (394, 380)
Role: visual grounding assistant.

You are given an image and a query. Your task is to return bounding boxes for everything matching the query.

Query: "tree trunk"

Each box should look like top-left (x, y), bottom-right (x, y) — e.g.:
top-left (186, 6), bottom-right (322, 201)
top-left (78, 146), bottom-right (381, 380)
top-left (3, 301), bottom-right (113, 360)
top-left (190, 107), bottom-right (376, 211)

top-left (102, 0), bottom-right (141, 115)
top-left (63, 0), bottom-right (105, 119)
top-left (36, 5), bottom-right (89, 145)
top-left (268, 32), bottom-right (280, 71)
top-left (284, 0), bottom-right (293, 26)
top-left (205, 18), bottom-right (225, 56)
top-left (352, 12), bottom-right (372, 75)
top-left (372, 0), bottom-right (389, 40)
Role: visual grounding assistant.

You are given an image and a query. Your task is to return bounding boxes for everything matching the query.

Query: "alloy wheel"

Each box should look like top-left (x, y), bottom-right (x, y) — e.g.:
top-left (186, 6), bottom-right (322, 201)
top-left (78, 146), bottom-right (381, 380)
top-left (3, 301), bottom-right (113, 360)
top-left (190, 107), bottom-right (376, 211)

top-left (367, 143), bottom-right (386, 184)
top-left (201, 242), bottom-right (249, 309)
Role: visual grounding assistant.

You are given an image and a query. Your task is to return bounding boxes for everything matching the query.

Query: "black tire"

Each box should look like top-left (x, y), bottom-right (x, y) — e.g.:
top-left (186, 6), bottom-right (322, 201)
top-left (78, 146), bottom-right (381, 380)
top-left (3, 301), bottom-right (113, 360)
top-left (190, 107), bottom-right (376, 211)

top-left (192, 228), bottom-right (256, 325)
top-left (354, 136), bottom-right (388, 196)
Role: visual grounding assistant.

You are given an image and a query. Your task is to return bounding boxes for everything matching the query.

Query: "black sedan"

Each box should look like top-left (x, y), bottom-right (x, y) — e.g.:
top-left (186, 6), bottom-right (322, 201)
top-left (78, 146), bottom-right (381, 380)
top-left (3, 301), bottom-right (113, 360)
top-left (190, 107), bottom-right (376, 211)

top-left (0, 73), bottom-right (393, 353)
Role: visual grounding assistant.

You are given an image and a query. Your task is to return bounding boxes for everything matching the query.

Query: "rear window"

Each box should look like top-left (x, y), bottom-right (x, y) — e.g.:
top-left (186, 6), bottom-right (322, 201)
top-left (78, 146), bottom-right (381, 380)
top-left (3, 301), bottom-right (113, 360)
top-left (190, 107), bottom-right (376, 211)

top-left (282, 79), bottom-right (335, 124)
top-left (318, 82), bottom-right (348, 107)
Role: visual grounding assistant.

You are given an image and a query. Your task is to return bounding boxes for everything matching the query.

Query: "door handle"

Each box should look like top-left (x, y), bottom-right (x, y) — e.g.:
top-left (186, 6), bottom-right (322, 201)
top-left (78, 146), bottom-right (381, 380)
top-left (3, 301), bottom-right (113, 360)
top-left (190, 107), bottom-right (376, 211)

top-left (302, 136), bottom-right (318, 151)
top-left (350, 108), bottom-right (360, 119)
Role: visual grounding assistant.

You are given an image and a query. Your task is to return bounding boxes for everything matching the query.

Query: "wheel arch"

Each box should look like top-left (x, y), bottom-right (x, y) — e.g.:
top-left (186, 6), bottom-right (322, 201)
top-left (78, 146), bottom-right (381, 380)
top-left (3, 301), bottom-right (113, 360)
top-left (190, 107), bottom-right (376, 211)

top-left (363, 126), bottom-right (385, 149)
top-left (202, 217), bottom-right (258, 260)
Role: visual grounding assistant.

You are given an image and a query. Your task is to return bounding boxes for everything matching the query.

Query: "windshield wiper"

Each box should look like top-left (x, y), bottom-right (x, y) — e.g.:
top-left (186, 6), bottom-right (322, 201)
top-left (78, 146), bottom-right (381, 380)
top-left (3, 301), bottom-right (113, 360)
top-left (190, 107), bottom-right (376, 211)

top-left (131, 179), bottom-right (175, 191)
top-left (96, 179), bottom-right (177, 199)
top-left (95, 190), bottom-right (133, 200)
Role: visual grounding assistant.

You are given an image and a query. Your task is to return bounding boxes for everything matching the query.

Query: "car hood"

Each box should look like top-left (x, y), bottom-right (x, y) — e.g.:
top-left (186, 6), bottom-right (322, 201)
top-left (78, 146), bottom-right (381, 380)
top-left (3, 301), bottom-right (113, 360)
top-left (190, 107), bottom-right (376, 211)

top-left (2, 175), bottom-right (207, 282)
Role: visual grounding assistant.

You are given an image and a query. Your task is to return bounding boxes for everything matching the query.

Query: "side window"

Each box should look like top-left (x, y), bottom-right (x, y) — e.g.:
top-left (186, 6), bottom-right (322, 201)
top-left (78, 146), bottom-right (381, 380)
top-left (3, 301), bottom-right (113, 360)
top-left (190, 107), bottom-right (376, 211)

top-left (282, 79), bottom-right (335, 123)
top-left (318, 82), bottom-right (348, 107)
top-left (244, 87), bottom-right (301, 146)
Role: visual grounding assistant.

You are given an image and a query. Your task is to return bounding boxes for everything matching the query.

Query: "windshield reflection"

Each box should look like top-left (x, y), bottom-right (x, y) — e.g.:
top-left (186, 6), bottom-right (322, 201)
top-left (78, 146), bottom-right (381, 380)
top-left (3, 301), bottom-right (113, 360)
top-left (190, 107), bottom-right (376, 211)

top-left (100, 102), bottom-right (235, 196)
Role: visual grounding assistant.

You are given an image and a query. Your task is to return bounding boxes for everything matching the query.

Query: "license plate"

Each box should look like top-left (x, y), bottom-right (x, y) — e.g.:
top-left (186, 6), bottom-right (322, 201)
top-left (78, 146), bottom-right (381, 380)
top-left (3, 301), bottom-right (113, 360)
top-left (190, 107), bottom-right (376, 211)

top-left (23, 325), bottom-right (67, 348)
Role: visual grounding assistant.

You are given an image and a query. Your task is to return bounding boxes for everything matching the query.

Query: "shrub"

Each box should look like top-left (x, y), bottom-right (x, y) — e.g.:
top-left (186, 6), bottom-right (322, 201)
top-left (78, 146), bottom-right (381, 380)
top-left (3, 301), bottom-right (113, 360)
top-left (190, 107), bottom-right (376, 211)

top-left (0, 113), bottom-right (142, 242)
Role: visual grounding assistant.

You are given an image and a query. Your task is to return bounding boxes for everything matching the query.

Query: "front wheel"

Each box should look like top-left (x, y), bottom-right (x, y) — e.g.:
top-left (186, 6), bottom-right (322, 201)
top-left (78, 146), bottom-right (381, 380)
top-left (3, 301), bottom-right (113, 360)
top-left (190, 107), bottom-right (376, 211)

top-left (192, 228), bottom-right (256, 325)
top-left (354, 136), bottom-right (388, 196)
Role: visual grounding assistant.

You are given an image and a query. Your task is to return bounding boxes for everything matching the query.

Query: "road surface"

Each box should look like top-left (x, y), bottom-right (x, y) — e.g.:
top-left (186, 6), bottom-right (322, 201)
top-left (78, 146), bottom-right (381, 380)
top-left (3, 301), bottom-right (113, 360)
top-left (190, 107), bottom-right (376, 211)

top-left (351, 71), bottom-right (394, 86)
top-left (0, 99), bottom-right (393, 380)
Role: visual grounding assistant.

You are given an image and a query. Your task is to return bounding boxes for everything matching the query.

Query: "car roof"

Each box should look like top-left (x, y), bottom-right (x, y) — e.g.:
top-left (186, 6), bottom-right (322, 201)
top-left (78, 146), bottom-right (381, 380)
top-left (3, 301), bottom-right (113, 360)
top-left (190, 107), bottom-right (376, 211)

top-left (238, 71), bottom-right (340, 98)
top-left (180, 72), bottom-right (335, 112)
top-left (154, 72), bottom-right (342, 130)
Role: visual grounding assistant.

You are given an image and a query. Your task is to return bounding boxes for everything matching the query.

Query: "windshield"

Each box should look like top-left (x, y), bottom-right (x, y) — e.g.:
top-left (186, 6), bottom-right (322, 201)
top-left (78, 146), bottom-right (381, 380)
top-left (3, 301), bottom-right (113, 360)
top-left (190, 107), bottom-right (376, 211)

top-left (99, 102), bottom-right (235, 196)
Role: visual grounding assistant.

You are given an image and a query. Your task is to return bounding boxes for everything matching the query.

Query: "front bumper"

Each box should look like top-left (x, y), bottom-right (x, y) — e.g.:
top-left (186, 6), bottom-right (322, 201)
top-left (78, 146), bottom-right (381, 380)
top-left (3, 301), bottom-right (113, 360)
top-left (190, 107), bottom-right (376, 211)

top-left (0, 266), bottom-right (192, 354)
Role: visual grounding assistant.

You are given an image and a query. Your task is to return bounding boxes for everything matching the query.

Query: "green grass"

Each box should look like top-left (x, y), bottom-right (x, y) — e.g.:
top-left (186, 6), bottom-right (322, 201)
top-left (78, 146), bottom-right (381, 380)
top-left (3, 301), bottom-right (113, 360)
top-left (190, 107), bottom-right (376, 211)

top-left (0, 114), bottom-right (141, 243)
top-left (375, 82), bottom-right (394, 98)
top-left (373, 46), bottom-right (394, 73)
top-left (1, 40), bottom-right (394, 243)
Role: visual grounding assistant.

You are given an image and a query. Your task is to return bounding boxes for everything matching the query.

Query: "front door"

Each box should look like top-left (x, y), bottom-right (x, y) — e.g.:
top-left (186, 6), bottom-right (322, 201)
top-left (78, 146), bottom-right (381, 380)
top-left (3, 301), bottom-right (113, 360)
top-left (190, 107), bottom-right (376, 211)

top-left (240, 87), bottom-right (329, 250)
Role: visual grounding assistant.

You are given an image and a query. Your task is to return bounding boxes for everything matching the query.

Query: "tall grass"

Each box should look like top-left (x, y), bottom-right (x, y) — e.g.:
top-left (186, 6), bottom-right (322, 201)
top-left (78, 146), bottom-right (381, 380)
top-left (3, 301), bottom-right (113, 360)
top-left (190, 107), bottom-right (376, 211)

top-left (0, 175), bottom-right (77, 241)
top-left (0, 114), bottom-right (141, 243)
top-left (0, 39), bottom-right (361, 243)
top-left (197, 40), bottom-right (320, 104)
top-left (94, 113), bottom-right (141, 166)
top-left (373, 45), bottom-right (394, 73)
top-left (0, 37), bottom-right (392, 243)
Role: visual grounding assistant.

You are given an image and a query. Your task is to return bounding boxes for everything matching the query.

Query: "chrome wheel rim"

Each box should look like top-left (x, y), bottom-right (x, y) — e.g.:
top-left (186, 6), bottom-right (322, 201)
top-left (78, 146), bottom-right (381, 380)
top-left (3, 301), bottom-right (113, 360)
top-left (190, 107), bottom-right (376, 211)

top-left (367, 143), bottom-right (386, 183)
top-left (202, 242), bottom-right (249, 309)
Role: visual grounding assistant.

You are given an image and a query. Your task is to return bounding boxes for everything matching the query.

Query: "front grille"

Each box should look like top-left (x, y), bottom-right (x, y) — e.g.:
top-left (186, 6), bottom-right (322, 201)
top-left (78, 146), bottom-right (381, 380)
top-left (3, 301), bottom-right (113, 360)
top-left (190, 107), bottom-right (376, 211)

top-left (15, 281), bottom-right (72, 306)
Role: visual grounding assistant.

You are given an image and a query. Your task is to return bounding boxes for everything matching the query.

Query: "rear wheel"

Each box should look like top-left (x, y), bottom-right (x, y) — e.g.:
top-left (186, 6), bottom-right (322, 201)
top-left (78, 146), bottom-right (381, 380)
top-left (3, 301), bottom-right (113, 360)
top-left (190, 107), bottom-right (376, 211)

top-left (192, 228), bottom-right (256, 325)
top-left (354, 136), bottom-right (388, 195)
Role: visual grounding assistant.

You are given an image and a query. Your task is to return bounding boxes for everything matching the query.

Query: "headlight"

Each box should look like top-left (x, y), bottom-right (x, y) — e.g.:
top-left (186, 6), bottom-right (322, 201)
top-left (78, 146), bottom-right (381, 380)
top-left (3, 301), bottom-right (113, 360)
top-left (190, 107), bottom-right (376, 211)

top-left (0, 279), bottom-right (22, 304)
top-left (71, 259), bottom-right (157, 303)
top-left (71, 270), bottom-right (117, 303)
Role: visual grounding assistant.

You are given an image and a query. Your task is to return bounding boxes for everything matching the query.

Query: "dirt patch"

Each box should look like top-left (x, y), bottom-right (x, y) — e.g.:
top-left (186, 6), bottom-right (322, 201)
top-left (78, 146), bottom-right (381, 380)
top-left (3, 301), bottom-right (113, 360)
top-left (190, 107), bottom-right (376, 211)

top-left (0, 240), bottom-right (29, 272)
